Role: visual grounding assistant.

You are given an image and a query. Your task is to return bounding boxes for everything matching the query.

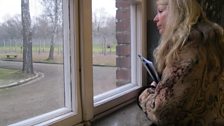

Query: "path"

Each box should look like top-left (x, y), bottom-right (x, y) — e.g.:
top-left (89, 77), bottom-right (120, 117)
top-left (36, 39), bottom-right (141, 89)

top-left (0, 61), bottom-right (64, 125)
top-left (0, 61), bottom-right (117, 125)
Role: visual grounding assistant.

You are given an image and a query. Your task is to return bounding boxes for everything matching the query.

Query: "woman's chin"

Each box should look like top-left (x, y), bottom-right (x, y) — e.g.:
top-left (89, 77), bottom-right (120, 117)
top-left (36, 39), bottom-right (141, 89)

top-left (159, 29), bottom-right (164, 34)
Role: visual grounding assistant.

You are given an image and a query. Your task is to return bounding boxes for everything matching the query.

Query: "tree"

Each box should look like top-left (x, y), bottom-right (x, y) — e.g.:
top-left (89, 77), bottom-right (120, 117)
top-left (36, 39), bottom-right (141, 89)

top-left (92, 8), bottom-right (116, 55)
top-left (0, 15), bottom-right (22, 40)
top-left (32, 16), bottom-right (51, 39)
top-left (0, 15), bottom-right (22, 49)
top-left (21, 0), bottom-right (33, 74)
top-left (41, 0), bottom-right (62, 60)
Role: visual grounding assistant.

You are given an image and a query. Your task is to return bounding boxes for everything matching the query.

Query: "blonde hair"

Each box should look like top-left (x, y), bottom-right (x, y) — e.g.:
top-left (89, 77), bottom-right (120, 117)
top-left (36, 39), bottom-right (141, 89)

top-left (154, 0), bottom-right (204, 73)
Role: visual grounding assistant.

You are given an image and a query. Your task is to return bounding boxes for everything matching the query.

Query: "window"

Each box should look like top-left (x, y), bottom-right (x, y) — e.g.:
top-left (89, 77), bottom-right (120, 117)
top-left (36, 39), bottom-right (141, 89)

top-left (0, 0), bottom-right (81, 125)
top-left (91, 0), bottom-right (147, 113)
top-left (0, 0), bottom-right (147, 125)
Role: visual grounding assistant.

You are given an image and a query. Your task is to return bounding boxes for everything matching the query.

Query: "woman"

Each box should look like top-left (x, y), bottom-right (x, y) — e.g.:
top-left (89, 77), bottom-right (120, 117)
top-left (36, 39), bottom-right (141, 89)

top-left (138, 0), bottom-right (224, 125)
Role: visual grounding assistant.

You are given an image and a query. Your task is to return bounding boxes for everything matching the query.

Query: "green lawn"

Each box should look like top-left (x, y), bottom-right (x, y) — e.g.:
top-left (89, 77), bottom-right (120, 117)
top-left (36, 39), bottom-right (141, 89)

top-left (0, 44), bottom-right (116, 65)
top-left (92, 44), bottom-right (116, 54)
top-left (0, 68), bottom-right (19, 79)
top-left (0, 45), bottom-right (62, 53)
top-left (0, 68), bottom-right (36, 87)
top-left (0, 68), bottom-right (32, 81)
top-left (0, 43), bottom-right (116, 54)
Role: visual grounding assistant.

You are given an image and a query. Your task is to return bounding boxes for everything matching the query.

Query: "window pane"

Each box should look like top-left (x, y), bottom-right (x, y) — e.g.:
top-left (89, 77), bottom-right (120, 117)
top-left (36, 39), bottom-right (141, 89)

top-left (92, 0), bottom-right (132, 96)
top-left (0, 0), bottom-right (70, 125)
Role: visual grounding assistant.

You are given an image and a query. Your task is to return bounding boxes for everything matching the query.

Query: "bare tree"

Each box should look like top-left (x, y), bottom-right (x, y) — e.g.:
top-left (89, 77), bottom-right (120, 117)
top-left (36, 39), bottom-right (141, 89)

top-left (92, 8), bottom-right (116, 55)
top-left (0, 15), bottom-right (22, 40)
top-left (41, 0), bottom-right (62, 60)
top-left (92, 8), bottom-right (107, 32)
top-left (32, 16), bottom-right (51, 39)
top-left (21, 0), bottom-right (33, 74)
top-left (0, 15), bottom-right (22, 51)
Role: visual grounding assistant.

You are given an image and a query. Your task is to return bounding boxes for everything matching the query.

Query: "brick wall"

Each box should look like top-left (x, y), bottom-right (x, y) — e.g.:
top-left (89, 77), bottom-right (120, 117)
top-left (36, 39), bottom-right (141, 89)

top-left (115, 0), bottom-right (131, 86)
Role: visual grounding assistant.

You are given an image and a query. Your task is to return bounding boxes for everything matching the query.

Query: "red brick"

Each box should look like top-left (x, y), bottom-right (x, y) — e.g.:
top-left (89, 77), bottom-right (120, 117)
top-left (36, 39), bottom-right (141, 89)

top-left (116, 56), bottom-right (131, 68)
top-left (116, 0), bottom-right (132, 86)
top-left (116, 20), bottom-right (130, 31)
top-left (116, 9), bottom-right (130, 20)
top-left (116, 44), bottom-right (131, 56)
top-left (116, 0), bottom-right (131, 8)
top-left (116, 32), bottom-right (130, 44)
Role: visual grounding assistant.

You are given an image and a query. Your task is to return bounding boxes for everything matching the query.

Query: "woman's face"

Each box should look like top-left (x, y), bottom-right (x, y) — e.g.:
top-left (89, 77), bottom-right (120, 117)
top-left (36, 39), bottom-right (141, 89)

top-left (153, 3), bottom-right (168, 34)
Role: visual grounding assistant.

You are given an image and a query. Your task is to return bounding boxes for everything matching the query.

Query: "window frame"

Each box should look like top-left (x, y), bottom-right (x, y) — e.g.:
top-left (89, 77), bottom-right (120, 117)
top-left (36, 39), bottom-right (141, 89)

top-left (90, 0), bottom-right (148, 117)
top-left (8, 0), bottom-right (148, 125)
top-left (9, 0), bottom-right (83, 126)
top-left (54, 0), bottom-right (148, 124)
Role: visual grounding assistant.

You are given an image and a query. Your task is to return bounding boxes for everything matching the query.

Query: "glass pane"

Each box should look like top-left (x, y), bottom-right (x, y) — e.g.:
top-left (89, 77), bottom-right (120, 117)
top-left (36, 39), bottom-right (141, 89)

top-left (0, 0), bottom-right (68, 125)
top-left (92, 0), bottom-right (132, 96)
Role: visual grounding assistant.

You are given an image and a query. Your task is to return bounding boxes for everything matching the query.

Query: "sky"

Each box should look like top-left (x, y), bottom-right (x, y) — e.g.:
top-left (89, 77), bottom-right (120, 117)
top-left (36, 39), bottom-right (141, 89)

top-left (92, 0), bottom-right (116, 17)
top-left (0, 0), bottom-right (116, 23)
top-left (0, 0), bottom-right (42, 23)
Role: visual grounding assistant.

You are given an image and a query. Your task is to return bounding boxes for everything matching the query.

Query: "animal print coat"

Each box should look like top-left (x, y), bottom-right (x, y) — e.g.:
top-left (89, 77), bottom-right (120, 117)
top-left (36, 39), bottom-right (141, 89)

top-left (138, 22), bottom-right (224, 126)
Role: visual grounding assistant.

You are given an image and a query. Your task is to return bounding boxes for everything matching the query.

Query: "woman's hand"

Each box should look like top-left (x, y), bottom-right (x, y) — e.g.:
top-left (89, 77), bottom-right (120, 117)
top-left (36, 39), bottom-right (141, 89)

top-left (150, 81), bottom-right (157, 88)
top-left (138, 81), bottom-right (157, 112)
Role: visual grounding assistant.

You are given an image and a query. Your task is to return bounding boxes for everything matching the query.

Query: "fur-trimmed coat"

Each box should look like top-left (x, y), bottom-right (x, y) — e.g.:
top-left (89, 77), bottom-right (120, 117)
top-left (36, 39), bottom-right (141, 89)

top-left (138, 21), bottom-right (224, 126)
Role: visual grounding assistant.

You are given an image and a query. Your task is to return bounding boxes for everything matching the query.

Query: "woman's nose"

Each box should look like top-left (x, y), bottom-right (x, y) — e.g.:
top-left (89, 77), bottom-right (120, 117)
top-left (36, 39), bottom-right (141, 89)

top-left (153, 14), bottom-right (158, 23)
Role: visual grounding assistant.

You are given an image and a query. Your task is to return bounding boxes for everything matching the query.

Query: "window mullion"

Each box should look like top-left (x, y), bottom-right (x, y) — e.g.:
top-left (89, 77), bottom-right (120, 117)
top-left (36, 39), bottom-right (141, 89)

top-left (79, 0), bottom-right (94, 122)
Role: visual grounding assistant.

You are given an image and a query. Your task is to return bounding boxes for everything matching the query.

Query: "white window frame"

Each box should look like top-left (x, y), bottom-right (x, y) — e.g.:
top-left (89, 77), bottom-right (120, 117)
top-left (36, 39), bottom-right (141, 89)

top-left (9, 0), bottom-right (83, 126)
top-left (89, 0), bottom-right (148, 117)
top-left (7, 0), bottom-right (147, 125)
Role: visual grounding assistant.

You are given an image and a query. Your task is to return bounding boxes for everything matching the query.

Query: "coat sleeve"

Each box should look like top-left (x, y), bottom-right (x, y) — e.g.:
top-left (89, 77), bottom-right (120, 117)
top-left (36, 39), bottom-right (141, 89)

top-left (138, 41), bottom-right (200, 125)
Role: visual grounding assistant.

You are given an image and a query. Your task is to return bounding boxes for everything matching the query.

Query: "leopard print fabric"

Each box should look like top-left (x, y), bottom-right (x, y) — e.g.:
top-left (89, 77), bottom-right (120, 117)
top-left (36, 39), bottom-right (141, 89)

top-left (138, 25), bottom-right (224, 126)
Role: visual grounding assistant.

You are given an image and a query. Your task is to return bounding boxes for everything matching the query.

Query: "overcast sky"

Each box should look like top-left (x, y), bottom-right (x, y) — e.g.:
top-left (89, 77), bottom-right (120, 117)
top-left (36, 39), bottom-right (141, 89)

top-left (0, 0), bottom-right (116, 23)
top-left (92, 0), bottom-right (116, 17)
top-left (0, 0), bottom-right (42, 22)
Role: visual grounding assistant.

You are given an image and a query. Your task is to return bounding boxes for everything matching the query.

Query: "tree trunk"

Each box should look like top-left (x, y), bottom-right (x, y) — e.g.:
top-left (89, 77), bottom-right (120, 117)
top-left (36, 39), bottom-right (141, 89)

top-left (103, 36), bottom-right (107, 55)
top-left (21, 0), bottom-right (33, 74)
top-left (47, 0), bottom-right (59, 60)
top-left (48, 37), bottom-right (55, 60)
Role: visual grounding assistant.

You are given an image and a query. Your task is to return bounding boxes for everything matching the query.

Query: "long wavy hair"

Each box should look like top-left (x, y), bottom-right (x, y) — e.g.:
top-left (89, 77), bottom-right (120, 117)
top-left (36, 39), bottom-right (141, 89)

top-left (154, 0), bottom-right (224, 74)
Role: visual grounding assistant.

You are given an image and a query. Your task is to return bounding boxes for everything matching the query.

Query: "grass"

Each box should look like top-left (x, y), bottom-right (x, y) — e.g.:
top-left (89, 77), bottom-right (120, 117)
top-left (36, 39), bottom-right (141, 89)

top-left (0, 68), bottom-right (19, 79)
top-left (0, 52), bottom-right (63, 64)
top-left (0, 68), bottom-right (30, 86)
top-left (92, 44), bottom-right (116, 54)
top-left (0, 68), bottom-right (35, 86)
top-left (0, 68), bottom-right (33, 80)
top-left (0, 44), bottom-right (116, 65)
top-left (0, 43), bottom-right (117, 87)
top-left (0, 45), bottom-right (116, 86)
